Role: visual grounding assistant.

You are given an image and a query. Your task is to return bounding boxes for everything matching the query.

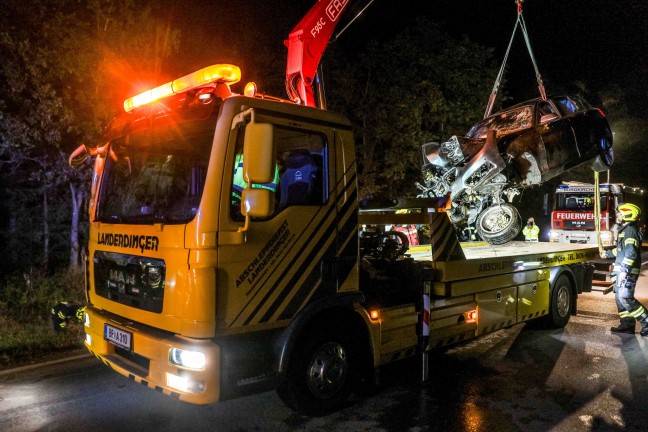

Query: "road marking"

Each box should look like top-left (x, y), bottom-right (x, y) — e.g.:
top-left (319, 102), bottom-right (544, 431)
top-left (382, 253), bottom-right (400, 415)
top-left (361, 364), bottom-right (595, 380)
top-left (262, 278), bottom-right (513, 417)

top-left (0, 353), bottom-right (92, 377)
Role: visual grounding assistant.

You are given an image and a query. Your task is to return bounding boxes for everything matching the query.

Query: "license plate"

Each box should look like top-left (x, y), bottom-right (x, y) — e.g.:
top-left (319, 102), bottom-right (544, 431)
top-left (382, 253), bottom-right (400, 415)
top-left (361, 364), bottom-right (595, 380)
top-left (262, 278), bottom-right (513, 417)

top-left (104, 324), bottom-right (132, 351)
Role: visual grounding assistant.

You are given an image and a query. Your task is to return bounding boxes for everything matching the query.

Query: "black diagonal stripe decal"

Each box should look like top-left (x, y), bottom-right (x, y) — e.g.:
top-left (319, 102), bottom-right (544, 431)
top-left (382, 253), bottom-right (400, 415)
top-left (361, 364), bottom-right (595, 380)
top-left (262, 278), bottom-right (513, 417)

top-left (276, 189), bottom-right (359, 321)
top-left (237, 168), bottom-right (358, 326)
top-left (255, 173), bottom-right (358, 324)
top-left (232, 168), bottom-right (357, 326)
top-left (233, 203), bottom-right (336, 326)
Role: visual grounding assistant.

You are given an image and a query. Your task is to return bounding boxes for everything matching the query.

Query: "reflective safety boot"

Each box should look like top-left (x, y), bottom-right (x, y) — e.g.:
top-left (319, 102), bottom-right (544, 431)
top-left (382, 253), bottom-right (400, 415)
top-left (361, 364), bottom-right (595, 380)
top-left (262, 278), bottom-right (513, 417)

top-left (640, 320), bottom-right (648, 337)
top-left (638, 314), bottom-right (648, 337)
top-left (610, 323), bottom-right (635, 334)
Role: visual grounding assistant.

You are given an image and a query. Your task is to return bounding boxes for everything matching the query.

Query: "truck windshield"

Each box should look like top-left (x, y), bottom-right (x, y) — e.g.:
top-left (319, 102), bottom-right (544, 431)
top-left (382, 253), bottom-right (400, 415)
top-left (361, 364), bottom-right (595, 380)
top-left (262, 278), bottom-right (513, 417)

top-left (97, 118), bottom-right (215, 224)
top-left (554, 193), bottom-right (608, 211)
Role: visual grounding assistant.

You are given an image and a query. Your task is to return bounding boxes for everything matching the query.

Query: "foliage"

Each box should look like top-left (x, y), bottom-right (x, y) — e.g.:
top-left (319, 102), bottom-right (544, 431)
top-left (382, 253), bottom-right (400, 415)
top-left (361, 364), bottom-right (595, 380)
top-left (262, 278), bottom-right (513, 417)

top-left (0, 270), bottom-right (86, 366)
top-left (0, 0), bottom-right (181, 273)
top-left (326, 18), bottom-right (498, 200)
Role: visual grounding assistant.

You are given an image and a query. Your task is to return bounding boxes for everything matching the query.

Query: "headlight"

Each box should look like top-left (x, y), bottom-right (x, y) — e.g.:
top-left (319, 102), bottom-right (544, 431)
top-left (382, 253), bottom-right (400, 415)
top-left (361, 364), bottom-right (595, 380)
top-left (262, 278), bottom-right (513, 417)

top-left (549, 230), bottom-right (560, 241)
top-left (169, 348), bottom-right (206, 370)
top-left (166, 372), bottom-right (206, 393)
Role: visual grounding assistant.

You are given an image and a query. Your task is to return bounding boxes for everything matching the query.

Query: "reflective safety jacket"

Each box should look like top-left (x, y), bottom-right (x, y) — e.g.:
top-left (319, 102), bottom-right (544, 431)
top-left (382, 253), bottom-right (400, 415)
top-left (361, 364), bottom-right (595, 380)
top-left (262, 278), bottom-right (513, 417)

top-left (605, 222), bottom-right (642, 276)
top-left (523, 224), bottom-right (540, 241)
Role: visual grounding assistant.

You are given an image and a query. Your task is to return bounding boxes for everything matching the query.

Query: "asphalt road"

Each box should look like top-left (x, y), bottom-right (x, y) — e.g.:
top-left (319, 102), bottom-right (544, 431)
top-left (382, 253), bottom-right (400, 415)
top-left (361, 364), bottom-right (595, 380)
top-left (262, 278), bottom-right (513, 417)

top-left (2, 252), bottom-right (647, 432)
top-left (2, 316), bottom-right (647, 431)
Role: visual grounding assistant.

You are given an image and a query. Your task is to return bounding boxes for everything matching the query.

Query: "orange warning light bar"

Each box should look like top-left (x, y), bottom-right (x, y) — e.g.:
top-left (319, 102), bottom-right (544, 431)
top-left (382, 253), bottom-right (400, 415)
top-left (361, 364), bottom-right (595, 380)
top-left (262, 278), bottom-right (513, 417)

top-left (123, 64), bottom-right (241, 112)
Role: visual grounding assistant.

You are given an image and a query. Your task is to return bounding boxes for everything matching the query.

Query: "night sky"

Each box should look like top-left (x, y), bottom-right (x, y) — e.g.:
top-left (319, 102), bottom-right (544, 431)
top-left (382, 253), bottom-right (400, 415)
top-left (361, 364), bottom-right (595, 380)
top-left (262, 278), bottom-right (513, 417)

top-left (344, 0), bottom-right (646, 102)
top-left (155, 0), bottom-right (646, 190)
top-left (164, 0), bottom-right (646, 106)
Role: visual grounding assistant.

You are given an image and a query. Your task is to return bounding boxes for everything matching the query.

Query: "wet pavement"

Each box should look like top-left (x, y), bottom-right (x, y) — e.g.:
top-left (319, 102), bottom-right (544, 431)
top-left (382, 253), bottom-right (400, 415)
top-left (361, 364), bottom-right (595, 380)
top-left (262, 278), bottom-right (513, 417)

top-left (577, 253), bottom-right (648, 325)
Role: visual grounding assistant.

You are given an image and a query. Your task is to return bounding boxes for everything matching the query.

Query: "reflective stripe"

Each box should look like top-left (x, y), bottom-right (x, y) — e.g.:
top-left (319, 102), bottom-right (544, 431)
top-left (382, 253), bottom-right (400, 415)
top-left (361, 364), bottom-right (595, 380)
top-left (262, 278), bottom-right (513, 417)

top-left (630, 306), bottom-right (646, 318)
top-left (622, 258), bottom-right (634, 266)
top-left (619, 311), bottom-right (631, 318)
top-left (625, 238), bottom-right (639, 247)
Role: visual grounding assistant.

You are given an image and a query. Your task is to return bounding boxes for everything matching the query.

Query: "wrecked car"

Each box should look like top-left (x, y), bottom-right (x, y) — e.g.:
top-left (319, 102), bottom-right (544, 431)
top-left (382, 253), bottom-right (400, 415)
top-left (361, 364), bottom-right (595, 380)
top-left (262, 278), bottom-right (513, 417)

top-left (417, 95), bottom-right (613, 244)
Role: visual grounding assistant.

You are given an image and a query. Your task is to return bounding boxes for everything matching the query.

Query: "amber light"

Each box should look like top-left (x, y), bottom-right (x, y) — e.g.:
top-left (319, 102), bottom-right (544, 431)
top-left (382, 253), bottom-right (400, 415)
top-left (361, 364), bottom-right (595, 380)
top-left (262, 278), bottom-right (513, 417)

top-left (465, 308), bottom-right (478, 324)
top-left (370, 310), bottom-right (380, 320)
top-left (244, 82), bottom-right (257, 97)
top-left (124, 64), bottom-right (241, 112)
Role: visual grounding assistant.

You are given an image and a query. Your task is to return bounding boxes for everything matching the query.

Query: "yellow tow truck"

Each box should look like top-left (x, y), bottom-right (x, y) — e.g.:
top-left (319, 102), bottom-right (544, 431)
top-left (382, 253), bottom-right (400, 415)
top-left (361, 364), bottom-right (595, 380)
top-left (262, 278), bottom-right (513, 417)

top-left (68, 0), bottom-right (599, 416)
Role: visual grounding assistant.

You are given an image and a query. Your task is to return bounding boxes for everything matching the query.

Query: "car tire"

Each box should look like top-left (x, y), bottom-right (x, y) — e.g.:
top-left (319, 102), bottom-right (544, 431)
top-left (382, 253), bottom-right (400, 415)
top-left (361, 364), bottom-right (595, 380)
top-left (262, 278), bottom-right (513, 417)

top-left (475, 203), bottom-right (522, 245)
top-left (591, 135), bottom-right (613, 172)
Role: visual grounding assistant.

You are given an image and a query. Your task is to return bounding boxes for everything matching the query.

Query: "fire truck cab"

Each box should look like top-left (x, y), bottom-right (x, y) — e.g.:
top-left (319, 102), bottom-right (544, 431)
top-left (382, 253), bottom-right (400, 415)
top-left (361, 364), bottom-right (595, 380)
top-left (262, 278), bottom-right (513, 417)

top-left (549, 182), bottom-right (644, 245)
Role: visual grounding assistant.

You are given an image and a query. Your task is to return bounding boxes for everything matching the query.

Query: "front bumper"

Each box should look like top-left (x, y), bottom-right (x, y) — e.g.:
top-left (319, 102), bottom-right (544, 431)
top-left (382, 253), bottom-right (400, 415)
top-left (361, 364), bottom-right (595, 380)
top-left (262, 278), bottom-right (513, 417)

top-left (84, 306), bottom-right (220, 404)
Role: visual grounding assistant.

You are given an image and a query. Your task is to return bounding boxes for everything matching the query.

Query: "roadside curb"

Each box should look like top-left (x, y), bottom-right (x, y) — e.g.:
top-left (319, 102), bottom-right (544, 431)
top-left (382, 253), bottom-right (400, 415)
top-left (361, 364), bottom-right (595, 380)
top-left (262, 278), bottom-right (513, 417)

top-left (0, 352), bottom-right (93, 377)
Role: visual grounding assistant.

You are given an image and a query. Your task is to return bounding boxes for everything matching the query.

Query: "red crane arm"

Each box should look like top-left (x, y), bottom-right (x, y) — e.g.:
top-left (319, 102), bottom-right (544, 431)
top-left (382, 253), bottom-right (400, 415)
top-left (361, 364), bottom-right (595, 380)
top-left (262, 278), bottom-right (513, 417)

top-left (285, 0), bottom-right (351, 107)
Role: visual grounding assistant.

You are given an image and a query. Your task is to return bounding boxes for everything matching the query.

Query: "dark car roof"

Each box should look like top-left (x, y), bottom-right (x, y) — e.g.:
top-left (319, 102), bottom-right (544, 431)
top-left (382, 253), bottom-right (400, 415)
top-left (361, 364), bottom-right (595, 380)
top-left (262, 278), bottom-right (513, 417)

top-left (500, 95), bottom-right (592, 114)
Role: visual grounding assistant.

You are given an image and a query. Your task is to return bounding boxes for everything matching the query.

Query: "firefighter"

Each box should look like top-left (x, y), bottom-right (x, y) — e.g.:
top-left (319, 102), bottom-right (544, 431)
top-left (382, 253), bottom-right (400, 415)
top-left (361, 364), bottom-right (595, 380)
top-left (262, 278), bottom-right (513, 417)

top-left (523, 217), bottom-right (540, 241)
top-left (51, 302), bottom-right (85, 333)
top-left (600, 203), bottom-right (648, 336)
top-left (392, 224), bottom-right (419, 246)
top-left (392, 209), bottom-right (419, 246)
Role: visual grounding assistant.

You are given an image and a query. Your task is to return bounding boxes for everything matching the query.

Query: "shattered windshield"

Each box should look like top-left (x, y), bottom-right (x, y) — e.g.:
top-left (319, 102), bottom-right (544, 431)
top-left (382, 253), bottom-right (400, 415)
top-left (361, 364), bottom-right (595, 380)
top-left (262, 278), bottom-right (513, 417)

top-left (466, 105), bottom-right (534, 139)
top-left (97, 118), bottom-right (215, 224)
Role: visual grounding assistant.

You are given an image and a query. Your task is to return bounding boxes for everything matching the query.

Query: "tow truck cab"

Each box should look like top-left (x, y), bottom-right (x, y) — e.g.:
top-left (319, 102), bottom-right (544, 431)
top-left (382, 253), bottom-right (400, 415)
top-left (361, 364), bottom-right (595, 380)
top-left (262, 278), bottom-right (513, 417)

top-left (81, 64), bottom-right (364, 404)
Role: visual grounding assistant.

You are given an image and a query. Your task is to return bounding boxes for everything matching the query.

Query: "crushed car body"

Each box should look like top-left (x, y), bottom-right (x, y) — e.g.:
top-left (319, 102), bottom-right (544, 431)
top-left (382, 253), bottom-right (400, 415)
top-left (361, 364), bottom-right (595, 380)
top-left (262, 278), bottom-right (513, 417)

top-left (418, 95), bottom-right (614, 244)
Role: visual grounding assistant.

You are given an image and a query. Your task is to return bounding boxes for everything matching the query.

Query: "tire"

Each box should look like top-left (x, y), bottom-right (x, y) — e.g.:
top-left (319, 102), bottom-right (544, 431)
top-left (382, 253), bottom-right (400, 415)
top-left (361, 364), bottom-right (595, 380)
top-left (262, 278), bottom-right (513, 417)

top-left (276, 328), bottom-right (359, 416)
top-left (591, 134), bottom-right (613, 172)
top-left (475, 203), bottom-right (522, 245)
top-left (533, 274), bottom-right (573, 329)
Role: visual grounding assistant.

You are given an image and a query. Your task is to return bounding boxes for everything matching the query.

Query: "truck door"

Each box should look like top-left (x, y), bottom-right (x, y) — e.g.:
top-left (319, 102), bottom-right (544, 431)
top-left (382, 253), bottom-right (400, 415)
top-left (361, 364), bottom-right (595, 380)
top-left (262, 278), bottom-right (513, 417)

top-left (216, 110), bottom-right (345, 332)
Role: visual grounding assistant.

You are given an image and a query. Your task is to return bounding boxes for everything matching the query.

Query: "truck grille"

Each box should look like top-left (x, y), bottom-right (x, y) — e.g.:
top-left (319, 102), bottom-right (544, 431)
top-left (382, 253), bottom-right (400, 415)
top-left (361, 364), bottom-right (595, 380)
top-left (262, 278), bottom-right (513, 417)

top-left (93, 251), bottom-right (165, 313)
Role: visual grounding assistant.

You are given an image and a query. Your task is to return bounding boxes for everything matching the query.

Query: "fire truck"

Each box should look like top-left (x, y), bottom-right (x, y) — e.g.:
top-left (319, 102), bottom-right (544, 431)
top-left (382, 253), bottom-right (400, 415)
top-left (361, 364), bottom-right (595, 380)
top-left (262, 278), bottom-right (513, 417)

top-left (69, 0), bottom-right (599, 416)
top-left (549, 181), bottom-right (644, 245)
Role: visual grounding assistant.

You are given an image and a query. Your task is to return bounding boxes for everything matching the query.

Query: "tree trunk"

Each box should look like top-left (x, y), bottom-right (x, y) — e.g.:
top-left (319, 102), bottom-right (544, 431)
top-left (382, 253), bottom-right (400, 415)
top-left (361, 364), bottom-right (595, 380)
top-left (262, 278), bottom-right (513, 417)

top-left (42, 188), bottom-right (49, 271)
top-left (69, 183), bottom-right (84, 272)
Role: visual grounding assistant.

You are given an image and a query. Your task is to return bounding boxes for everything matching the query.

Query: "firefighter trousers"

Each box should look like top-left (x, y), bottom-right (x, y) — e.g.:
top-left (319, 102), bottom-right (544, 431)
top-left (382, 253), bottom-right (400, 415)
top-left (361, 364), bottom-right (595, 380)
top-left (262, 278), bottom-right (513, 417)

top-left (615, 276), bottom-right (648, 329)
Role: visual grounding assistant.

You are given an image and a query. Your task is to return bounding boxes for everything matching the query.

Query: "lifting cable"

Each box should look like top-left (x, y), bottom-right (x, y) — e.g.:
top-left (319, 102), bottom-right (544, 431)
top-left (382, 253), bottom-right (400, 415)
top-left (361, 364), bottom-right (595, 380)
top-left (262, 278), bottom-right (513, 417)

top-left (593, 170), bottom-right (605, 256)
top-left (484, 0), bottom-right (548, 119)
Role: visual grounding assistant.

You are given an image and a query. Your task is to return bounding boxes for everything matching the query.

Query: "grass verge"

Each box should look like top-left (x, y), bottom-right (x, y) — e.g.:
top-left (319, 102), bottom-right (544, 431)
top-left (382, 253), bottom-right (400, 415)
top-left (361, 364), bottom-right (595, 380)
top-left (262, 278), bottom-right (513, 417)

top-left (0, 269), bottom-right (86, 368)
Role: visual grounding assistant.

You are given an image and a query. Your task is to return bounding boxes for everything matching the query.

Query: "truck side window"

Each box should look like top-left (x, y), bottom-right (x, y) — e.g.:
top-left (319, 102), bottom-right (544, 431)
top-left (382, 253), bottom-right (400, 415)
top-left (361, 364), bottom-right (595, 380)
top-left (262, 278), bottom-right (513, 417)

top-left (230, 125), bottom-right (327, 221)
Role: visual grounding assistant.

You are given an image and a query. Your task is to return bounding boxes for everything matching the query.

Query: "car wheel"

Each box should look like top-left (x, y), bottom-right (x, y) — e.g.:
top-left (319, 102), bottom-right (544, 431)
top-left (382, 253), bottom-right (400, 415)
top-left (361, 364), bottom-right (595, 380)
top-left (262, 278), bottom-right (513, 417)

top-left (475, 203), bottom-right (522, 245)
top-left (591, 135), bottom-right (613, 172)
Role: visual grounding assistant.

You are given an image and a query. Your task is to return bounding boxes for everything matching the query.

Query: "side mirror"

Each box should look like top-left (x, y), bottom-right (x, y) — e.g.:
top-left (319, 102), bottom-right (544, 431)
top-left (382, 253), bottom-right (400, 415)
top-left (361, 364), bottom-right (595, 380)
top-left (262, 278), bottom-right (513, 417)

top-left (540, 113), bottom-right (558, 124)
top-left (241, 188), bottom-right (273, 218)
top-left (69, 144), bottom-right (89, 168)
top-left (243, 122), bottom-right (275, 183)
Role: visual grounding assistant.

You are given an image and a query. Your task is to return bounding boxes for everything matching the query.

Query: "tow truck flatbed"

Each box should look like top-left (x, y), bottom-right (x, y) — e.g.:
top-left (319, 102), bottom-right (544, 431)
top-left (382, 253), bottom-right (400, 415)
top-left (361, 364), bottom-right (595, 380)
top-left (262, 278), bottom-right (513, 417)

top-left (406, 240), bottom-right (598, 298)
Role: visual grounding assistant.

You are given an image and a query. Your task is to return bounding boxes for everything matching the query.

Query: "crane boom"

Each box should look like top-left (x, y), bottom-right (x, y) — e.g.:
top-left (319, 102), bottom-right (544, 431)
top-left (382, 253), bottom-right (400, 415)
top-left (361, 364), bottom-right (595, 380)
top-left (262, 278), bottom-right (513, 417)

top-left (285, 0), bottom-right (351, 107)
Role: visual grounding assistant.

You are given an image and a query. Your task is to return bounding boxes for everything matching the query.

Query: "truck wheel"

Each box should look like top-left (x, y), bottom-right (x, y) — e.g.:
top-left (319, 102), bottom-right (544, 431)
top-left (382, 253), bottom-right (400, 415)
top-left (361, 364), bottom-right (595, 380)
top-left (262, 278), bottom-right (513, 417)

top-left (277, 329), bottom-right (358, 416)
top-left (532, 274), bottom-right (573, 329)
top-left (475, 203), bottom-right (521, 245)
